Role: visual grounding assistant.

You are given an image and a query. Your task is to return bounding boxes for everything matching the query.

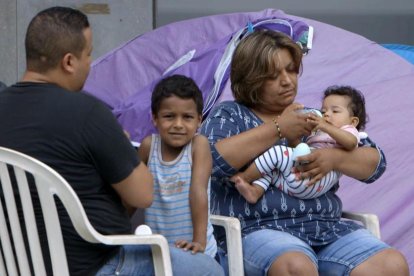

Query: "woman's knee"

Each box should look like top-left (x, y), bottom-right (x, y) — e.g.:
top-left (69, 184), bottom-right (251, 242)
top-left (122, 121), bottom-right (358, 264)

top-left (351, 248), bottom-right (409, 276)
top-left (268, 252), bottom-right (318, 276)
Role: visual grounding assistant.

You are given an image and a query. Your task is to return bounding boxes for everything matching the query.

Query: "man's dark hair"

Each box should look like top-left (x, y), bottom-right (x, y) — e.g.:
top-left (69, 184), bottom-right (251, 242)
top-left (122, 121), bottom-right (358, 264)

top-left (25, 6), bottom-right (89, 72)
top-left (151, 75), bottom-right (204, 115)
top-left (323, 85), bottom-right (368, 130)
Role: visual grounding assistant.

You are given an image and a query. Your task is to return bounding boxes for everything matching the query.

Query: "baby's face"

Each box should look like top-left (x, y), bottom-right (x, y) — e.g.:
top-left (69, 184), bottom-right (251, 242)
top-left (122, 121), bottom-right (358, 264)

top-left (321, 95), bottom-right (355, 128)
top-left (153, 95), bottom-right (201, 150)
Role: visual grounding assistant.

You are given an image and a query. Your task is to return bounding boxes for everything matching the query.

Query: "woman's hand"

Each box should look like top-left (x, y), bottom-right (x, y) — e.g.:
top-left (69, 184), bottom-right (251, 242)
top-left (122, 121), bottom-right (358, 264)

top-left (278, 104), bottom-right (314, 142)
top-left (294, 148), bottom-right (335, 186)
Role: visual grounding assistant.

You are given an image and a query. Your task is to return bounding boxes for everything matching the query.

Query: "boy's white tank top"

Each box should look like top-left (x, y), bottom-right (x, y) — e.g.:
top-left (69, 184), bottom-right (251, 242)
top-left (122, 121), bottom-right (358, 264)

top-left (145, 134), bottom-right (217, 257)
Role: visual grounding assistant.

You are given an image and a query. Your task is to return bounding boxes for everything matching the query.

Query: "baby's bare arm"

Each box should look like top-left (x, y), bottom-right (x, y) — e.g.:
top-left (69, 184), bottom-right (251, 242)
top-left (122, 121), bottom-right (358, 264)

top-left (307, 114), bottom-right (358, 150)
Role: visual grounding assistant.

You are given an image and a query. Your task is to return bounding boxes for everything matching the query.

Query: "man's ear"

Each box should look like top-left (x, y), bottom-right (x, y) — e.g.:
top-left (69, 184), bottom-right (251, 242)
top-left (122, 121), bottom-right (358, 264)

top-left (351, 116), bottom-right (359, 128)
top-left (61, 53), bottom-right (76, 74)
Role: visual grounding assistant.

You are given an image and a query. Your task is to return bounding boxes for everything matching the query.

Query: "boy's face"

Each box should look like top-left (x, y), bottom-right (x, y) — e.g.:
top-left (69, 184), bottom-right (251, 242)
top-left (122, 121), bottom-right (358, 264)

top-left (153, 95), bottom-right (202, 149)
top-left (321, 95), bottom-right (359, 128)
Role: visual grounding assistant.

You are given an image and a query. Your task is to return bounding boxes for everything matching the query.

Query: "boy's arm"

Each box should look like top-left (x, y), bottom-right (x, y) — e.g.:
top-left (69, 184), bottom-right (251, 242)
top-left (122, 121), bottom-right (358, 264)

top-left (189, 135), bottom-right (212, 253)
top-left (308, 115), bottom-right (358, 150)
top-left (138, 136), bottom-right (152, 164)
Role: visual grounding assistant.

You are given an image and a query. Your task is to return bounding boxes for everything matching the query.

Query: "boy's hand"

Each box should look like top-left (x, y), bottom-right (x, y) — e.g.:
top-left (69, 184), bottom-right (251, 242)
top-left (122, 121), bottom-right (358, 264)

top-left (175, 240), bottom-right (205, 254)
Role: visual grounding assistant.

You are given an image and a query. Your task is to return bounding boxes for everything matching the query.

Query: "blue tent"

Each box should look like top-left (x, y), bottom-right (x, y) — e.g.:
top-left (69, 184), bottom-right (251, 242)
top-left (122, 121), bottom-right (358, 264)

top-left (382, 44), bottom-right (414, 65)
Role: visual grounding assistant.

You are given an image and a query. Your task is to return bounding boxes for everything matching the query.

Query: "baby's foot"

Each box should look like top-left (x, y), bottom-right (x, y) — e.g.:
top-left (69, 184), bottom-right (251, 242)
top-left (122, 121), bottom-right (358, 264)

top-left (234, 176), bottom-right (259, 204)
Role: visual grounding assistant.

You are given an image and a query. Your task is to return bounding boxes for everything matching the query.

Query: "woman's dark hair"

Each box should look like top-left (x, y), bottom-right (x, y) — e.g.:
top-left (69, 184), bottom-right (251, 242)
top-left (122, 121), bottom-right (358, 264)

top-left (25, 6), bottom-right (89, 72)
top-left (323, 85), bottom-right (368, 130)
top-left (151, 75), bottom-right (204, 115)
top-left (231, 29), bottom-right (303, 108)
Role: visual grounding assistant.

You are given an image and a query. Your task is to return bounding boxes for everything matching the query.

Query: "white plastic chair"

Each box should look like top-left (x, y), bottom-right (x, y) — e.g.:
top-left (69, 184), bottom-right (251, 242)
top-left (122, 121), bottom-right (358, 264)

top-left (0, 146), bottom-right (172, 276)
top-left (130, 205), bottom-right (244, 276)
top-left (208, 211), bottom-right (380, 276)
top-left (342, 211), bottom-right (381, 239)
top-left (210, 215), bottom-right (244, 276)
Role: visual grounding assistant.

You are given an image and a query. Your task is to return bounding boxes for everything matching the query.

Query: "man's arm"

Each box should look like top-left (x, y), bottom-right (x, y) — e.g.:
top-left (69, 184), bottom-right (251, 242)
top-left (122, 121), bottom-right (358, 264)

top-left (113, 135), bottom-right (153, 210)
top-left (111, 161), bottom-right (153, 209)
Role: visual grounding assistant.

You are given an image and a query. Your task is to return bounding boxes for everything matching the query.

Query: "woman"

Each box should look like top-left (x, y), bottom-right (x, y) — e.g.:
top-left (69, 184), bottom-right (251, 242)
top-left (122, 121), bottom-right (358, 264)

top-left (200, 29), bottom-right (408, 276)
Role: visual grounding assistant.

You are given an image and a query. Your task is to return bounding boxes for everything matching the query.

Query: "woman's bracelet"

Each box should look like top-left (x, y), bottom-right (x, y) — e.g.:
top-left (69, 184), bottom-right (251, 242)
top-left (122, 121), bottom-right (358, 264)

top-left (272, 116), bottom-right (283, 140)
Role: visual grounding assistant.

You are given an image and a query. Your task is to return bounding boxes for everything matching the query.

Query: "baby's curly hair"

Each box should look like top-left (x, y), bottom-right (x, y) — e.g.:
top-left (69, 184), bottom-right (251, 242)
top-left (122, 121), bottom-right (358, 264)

top-left (323, 85), bottom-right (368, 130)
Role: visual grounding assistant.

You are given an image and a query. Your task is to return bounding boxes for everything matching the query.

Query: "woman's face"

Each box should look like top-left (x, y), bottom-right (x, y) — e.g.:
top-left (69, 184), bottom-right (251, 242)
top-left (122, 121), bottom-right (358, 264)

top-left (259, 49), bottom-right (298, 113)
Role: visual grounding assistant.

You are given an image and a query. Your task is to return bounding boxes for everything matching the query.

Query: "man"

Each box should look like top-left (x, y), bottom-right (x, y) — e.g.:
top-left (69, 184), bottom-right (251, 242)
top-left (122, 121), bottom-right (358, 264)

top-left (0, 7), bottom-right (223, 276)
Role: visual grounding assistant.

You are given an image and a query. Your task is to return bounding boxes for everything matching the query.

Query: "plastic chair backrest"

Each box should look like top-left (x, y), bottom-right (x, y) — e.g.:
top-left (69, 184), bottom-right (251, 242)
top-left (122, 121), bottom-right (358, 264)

top-left (0, 147), bottom-right (81, 275)
top-left (0, 147), bottom-right (171, 276)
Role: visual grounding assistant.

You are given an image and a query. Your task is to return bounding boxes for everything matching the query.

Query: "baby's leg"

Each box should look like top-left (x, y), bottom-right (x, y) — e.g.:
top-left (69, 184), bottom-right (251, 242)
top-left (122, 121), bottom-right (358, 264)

top-left (233, 175), bottom-right (266, 204)
top-left (254, 146), bottom-right (295, 176)
top-left (270, 144), bottom-right (342, 198)
top-left (281, 166), bottom-right (341, 199)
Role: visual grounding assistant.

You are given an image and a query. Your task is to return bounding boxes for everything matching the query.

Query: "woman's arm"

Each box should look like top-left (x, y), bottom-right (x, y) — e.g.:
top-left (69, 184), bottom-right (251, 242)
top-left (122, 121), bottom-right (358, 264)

top-left (296, 144), bottom-right (385, 185)
top-left (206, 103), bottom-right (312, 170)
top-left (214, 121), bottom-right (282, 169)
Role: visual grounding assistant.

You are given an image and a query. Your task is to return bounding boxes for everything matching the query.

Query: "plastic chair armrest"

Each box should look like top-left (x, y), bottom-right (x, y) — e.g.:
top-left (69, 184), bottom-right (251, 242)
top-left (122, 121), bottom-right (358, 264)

top-left (210, 215), bottom-right (244, 276)
top-left (342, 211), bottom-right (381, 239)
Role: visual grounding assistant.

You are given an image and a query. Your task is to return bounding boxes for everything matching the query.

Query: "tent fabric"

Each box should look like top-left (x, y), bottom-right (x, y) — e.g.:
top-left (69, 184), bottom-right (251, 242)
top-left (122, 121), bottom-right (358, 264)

top-left (83, 9), bottom-right (414, 272)
top-left (382, 44), bottom-right (414, 65)
top-left (85, 11), bottom-right (311, 142)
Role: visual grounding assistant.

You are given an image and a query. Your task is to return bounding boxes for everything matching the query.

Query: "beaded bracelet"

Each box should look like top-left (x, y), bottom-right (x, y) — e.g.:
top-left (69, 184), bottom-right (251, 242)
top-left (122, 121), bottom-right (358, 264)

top-left (272, 116), bottom-right (283, 140)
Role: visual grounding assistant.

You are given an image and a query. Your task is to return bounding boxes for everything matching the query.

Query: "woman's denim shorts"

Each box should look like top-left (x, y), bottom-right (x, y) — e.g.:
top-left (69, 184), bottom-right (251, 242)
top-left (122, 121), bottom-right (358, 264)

top-left (241, 228), bottom-right (389, 276)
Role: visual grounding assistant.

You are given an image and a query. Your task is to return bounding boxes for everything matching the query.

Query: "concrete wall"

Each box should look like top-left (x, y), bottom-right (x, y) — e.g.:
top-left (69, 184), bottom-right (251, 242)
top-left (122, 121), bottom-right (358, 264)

top-left (156, 0), bottom-right (414, 45)
top-left (0, 0), bottom-right (154, 85)
top-left (2, 1), bottom-right (413, 85)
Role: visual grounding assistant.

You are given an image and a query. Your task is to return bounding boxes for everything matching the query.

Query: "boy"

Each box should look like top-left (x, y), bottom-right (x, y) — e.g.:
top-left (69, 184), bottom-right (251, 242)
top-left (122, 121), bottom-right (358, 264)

top-left (233, 85), bottom-right (367, 203)
top-left (139, 75), bottom-right (217, 257)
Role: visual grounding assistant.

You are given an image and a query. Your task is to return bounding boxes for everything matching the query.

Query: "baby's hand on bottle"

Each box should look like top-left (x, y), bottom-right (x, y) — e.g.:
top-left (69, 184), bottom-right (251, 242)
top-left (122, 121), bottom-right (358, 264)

top-left (306, 114), bottom-right (325, 129)
top-left (175, 240), bottom-right (205, 254)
